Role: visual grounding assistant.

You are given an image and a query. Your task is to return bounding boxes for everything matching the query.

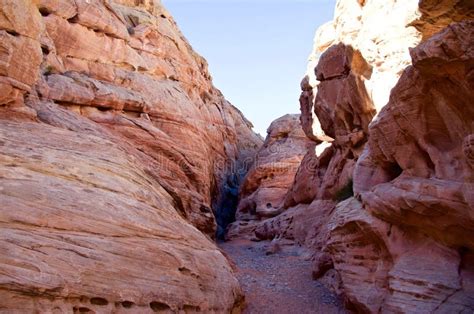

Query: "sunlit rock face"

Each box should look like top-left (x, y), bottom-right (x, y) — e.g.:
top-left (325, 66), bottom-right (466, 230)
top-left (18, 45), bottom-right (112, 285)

top-left (290, 0), bottom-right (426, 214)
top-left (300, 0), bottom-right (420, 141)
top-left (285, 43), bottom-right (375, 208)
top-left (301, 0), bottom-right (474, 140)
top-left (0, 0), bottom-right (262, 311)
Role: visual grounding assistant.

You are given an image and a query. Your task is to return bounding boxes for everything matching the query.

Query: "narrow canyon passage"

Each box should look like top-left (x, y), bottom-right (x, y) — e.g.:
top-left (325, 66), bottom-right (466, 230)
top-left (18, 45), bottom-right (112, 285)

top-left (1, 0), bottom-right (473, 312)
top-left (220, 239), bottom-right (347, 313)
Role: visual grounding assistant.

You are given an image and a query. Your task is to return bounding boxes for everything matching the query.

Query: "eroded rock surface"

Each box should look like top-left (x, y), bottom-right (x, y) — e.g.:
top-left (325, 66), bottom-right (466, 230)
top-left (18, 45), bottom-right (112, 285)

top-left (337, 21), bottom-right (474, 312)
top-left (236, 114), bottom-right (312, 220)
top-left (0, 0), bottom-right (262, 311)
top-left (0, 112), bottom-right (243, 312)
top-left (285, 44), bottom-right (375, 207)
top-left (228, 0), bottom-right (474, 313)
top-left (298, 16), bottom-right (473, 314)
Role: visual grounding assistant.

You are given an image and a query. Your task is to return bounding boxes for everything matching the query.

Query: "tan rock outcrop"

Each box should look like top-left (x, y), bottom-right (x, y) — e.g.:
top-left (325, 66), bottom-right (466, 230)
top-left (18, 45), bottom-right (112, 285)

top-left (413, 0), bottom-right (474, 40)
top-left (0, 0), bottom-right (262, 311)
top-left (0, 0), bottom-right (43, 107)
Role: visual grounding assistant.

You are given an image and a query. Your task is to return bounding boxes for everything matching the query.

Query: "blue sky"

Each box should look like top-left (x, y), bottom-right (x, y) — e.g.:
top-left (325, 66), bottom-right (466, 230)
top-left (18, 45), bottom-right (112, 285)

top-left (162, 0), bottom-right (336, 135)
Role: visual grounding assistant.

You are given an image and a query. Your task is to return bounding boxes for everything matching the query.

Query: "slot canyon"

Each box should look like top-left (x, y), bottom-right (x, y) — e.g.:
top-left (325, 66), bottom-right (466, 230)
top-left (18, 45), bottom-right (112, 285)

top-left (0, 0), bottom-right (473, 313)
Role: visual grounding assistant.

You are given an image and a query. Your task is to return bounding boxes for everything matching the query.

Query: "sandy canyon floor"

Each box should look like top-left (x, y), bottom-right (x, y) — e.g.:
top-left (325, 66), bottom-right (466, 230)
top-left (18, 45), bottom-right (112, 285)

top-left (220, 240), bottom-right (348, 314)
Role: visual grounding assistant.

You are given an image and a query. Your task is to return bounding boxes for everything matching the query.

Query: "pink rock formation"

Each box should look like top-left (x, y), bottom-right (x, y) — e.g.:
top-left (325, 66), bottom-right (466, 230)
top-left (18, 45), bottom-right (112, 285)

top-left (0, 0), bottom-right (261, 311)
top-left (299, 16), bottom-right (474, 314)
top-left (355, 20), bottom-right (474, 247)
top-left (293, 0), bottom-right (426, 210)
top-left (236, 114), bottom-right (312, 220)
top-left (254, 200), bottom-right (335, 247)
top-left (230, 0), bottom-right (474, 313)
top-left (285, 44), bottom-right (374, 207)
top-left (328, 21), bottom-right (474, 312)
top-left (226, 114), bottom-right (312, 240)
top-left (300, 0), bottom-right (422, 141)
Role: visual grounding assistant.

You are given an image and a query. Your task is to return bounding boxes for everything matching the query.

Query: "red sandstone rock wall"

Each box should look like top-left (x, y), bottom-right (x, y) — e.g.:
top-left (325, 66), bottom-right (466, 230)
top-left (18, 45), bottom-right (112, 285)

top-left (285, 43), bottom-right (375, 207)
top-left (227, 114), bottom-right (312, 239)
top-left (327, 21), bottom-right (474, 312)
top-left (231, 0), bottom-right (474, 312)
top-left (0, 0), bottom-right (261, 311)
top-left (237, 114), bottom-right (312, 219)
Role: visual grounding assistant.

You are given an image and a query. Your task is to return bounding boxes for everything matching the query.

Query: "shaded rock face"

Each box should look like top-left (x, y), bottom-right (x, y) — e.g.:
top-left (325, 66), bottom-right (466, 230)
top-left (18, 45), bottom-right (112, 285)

top-left (0, 0), bottom-right (261, 311)
top-left (336, 22), bottom-right (474, 312)
top-left (285, 44), bottom-right (375, 207)
top-left (298, 15), bottom-right (474, 314)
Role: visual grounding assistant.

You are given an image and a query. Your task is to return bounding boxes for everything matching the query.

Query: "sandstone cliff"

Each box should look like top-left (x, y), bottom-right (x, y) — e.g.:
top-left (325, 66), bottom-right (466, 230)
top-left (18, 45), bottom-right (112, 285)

top-left (0, 0), bottom-right (262, 312)
top-left (227, 114), bottom-right (313, 240)
top-left (312, 20), bottom-right (474, 311)
top-left (237, 114), bottom-right (312, 219)
top-left (231, 0), bottom-right (474, 312)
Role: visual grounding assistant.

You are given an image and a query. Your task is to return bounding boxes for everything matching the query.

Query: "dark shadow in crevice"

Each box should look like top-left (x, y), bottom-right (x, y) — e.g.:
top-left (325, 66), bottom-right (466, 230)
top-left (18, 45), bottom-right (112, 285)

top-left (39, 7), bottom-right (51, 17)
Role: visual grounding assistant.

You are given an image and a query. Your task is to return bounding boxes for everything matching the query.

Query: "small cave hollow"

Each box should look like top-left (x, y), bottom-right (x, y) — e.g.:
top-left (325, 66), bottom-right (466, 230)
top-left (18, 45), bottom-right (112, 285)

top-left (150, 301), bottom-right (171, 312)
top-left (97, 106), bottom-right (112, 112)
top-left (41, 45), bottom-right (50, 55)
top-left (90, 297), bottom-right (108, 306)
top-left (67, 14), bottom-right (79, 24)
top-left (6, 30), bottom-right (19, 37)
top-left (38, 7), bottom-right (51, 17)
top-left (384, 161), bottom-right (403, 181)
top-left (333, 179), bottom-right (354, 202)
top-left (183, 304), bottom-right (201, 312)
top-left (199, 205), bottom-right (211, 213)
top-left (178, 266), bottom-right (191, 274)
top-left (73, 307), bottom-right (93, 313)
top-left (121, 301), bottom-right (134, 308)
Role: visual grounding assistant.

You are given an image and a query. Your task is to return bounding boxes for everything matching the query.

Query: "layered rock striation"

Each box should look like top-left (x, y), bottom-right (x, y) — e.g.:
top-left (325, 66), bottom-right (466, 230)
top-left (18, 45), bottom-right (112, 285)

top-left (0, 0), bottom-right (261, 311)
